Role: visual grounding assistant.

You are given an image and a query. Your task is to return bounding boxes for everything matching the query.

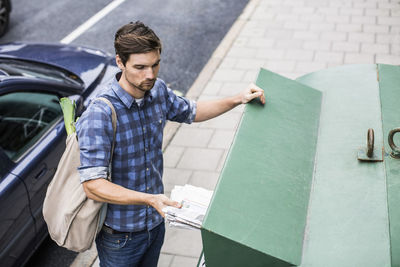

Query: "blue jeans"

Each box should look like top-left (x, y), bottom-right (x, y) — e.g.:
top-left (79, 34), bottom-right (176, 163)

top-left (95, 223), bottom-right (165, 267)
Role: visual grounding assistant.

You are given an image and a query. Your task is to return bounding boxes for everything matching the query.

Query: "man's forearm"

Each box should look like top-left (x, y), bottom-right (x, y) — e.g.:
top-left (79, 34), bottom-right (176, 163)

top-left (194, 95), bottom-right (241, 122)
top-left (194, 83), bottom-right (265, 122)
top-left (83, 178), bottom-right (152, 206)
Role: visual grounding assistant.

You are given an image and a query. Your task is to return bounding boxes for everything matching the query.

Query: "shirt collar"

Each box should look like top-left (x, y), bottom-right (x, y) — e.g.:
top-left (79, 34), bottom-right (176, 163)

top-left (112, 72), bottom-right (155, 108)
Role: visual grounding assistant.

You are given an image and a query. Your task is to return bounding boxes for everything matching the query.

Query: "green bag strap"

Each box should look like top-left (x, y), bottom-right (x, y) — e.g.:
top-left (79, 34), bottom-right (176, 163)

top-left (95, 97), bottom-right (117, 182)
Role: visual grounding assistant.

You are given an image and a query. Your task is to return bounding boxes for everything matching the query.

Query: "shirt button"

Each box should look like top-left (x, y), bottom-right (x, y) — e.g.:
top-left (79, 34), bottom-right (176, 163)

top-left (146, 168), bottom-right (149, 171)
top-left (146, 187), bottom-right (149, 190)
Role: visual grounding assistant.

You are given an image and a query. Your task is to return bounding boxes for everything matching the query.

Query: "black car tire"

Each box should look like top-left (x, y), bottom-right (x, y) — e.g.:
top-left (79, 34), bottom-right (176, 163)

top-left (0, 0), bottom-right (10, 38)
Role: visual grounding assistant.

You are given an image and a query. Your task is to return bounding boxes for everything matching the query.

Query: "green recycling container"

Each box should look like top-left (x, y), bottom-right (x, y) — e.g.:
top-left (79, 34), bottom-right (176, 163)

top-left (200, 64), bottom-right (400, 267)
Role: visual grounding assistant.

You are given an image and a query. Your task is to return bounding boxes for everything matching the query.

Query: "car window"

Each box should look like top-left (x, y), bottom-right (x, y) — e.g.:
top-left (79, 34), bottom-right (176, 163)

top-left (0, 92), bottom-right (62, 161)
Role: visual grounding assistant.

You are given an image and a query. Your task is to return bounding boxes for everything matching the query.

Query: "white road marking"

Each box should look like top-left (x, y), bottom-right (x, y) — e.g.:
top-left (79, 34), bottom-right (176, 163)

top-left (60, 0), bottom-right (126, 44)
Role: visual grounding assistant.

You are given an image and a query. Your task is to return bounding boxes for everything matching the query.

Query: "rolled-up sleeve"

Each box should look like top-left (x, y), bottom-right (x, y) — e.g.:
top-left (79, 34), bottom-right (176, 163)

top-left (165, 86), bottom-right (197, 124)
top-left (75, 101), bottom-right (113, 183)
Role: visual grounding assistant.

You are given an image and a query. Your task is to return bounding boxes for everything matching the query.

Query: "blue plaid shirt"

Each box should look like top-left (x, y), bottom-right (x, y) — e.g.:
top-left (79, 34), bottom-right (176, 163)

top-left (76, 72), bottom-right (196, 232)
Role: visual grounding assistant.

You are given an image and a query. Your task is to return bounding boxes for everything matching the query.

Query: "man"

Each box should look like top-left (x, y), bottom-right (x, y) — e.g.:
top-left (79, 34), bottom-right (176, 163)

top-left (76, 21), bottom-right (265, 267)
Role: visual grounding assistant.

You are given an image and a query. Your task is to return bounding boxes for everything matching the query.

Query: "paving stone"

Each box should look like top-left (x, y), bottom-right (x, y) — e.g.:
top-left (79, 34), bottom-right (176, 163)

top-left (177, 148), bottom-right (224, 171)
top-left (161, 227), bottom-right (203, 257)
top-left (208, 129), bottom-right (236, 149)
top-left (365, 8), bottom-right (390, 17)
top-left (361, 43), bottom-right (390, 54)
top-left (336, 23), bottom-right (363, 32)
top-left (171, 128), bottom-right (214, 147)
top-left (256, 48), bottom-right (286, 59)
top-left (293, 31), bottom-right (319, 40)
top-left (317, 7), bottom-right (339, 15)
top-left (170, 256), bottom-right (199, 267)
top-left (234, 58), bottom-right (266, 70)
top-left (363, 24), bottom-right (390, 33)
top-left (276, 13), bottom-right (299, 22)
top-left (245, 37), bottom-right (275, 48)
top-left (198, 111), bottom-right (242, 130)
top-left (217, 149), bottom-right (230, 172)
top-left (351, 15), bottom-right (377, 25)
top-left (218, 82), bottom-right (249, 96)
top-left (344, 53), bottom-right (375, 64)
top-left (300, 13), bottom-right (325, 22)
top-left (349, 32), bottom-right (375, 43)
top-left (189, 171), bottom-right (220, 191)
top-left (285, 49), bottom-right (314, 61)
top-left (265, 29), bottom-right (295, 39)
top-left (378, 16), bottom-right (400, 26)
top-left (378, 2), bottom-right (399, 9)
top-left (314, 51), bottom-right (344, 63)
top-left (163, 168), bottom-right (193, 196)
top-left (157, 253), bottom-right (173, 267)
top-left (376, 54), bottom-right (400, 65)
top-left (392, 8), bottom-right (400, 17)
top-left (201, 81), bottom-right (223, 96)
top-left (212, 68), bottom-right (246, 82)
top-left (340, 8), bottom-right (364, 16)
top-left (218, 57), bottom-right (237, 69)
top-left (163, 146), bottom-right (185, 168)
top-left (330, 0), bottom-right (352, 8)
top-left (353, 1), bottom-right (377, 8)
top-left (284, 21), bottom-right (310, 30)
top-left (310, 23), bottom-right (335, 31)
top-left (264, 60), bottom-right (296, 72)
top-left (321, 31), bottom-right (348, 41)
top-left (226, 47), bottom-right (258, 59)
top-left (326, 14), bottom-right (351, 23)
top-left (303, 41), bottom-right (331, 51)
top-left (276, 39), bottom-right (304, 49)
top-left (332, 42), bottom-right (360, 52)
top-left (292, 6), bottom-right (315, 14)
top-left (295, 62), bottom-right (327, 73)
top-left (242, 70), bottom-right (259, 82)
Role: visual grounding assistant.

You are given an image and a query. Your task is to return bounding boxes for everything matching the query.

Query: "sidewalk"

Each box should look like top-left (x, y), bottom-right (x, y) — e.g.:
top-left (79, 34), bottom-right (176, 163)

top-left (80, 0), bottom-right (400, 266)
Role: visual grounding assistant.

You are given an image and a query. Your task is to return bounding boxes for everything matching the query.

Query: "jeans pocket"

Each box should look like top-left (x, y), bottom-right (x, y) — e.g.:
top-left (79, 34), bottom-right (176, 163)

top-left (99, 232), bottom-right (129, 250)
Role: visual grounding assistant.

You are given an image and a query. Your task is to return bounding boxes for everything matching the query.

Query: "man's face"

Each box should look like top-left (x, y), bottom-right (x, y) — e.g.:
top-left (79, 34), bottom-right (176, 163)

top-left (116, 50), bottom-right (161, 96)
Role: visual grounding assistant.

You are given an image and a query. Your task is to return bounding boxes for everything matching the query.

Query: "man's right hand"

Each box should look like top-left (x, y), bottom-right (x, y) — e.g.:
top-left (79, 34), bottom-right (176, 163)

top-left (149, 194), bottom-right (182, 217)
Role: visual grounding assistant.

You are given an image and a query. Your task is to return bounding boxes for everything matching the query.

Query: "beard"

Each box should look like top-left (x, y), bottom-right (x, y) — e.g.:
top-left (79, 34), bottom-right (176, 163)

top-left (128, 77), bottom-right (156, 93)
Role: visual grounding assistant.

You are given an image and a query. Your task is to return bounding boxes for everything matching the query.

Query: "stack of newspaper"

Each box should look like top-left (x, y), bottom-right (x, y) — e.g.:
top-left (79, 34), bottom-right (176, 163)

top-left (163, 184), bottom-right (213, 230)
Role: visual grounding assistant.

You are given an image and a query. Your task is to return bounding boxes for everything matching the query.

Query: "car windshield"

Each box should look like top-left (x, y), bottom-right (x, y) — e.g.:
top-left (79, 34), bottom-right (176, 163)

top-left (0, 58), bottom-right (83, 87)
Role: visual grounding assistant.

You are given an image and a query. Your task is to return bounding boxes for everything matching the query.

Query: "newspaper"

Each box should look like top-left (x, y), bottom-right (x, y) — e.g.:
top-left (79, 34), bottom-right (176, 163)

top-left (163, 184), bottom-right (213, 230)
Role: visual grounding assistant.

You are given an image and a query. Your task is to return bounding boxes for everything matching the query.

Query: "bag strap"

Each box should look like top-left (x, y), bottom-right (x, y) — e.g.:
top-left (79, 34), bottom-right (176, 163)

top-left (95, 97), bottom-right (117, 181)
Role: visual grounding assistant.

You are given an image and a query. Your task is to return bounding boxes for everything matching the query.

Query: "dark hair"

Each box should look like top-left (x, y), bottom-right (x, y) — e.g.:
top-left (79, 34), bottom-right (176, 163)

top-left (114, 21), bottom-right (162, 66)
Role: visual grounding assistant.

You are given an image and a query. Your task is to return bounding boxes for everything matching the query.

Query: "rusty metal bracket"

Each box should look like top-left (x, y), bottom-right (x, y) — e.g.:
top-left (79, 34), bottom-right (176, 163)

top-left (388, 128), bottom-right (400, 158)
top-left (358, 128), bottom-right (383, 162)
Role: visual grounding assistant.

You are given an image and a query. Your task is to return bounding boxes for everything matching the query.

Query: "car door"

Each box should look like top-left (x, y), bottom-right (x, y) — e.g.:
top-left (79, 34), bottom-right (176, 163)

top-left (0, 150), bottom-right (36, 267)
top-left (0, 89), bottom-right (78, 266)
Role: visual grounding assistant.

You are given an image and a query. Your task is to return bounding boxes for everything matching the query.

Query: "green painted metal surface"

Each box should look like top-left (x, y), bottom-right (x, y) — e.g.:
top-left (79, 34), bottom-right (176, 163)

top-left (379, 64), bottom-right (400, 267)
top-left (201, 69), bottom-right (322, 266)
top-left (296, 64), bottom-right (391, 266)
top-left (201, 64), bottom-right (400, 266)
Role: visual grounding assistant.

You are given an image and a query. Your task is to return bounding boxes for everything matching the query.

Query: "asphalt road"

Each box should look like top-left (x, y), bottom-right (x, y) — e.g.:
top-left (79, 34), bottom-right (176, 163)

top-left (2, 0), bottom-right (249, 266)
top-left (3, 0), bottom-right (249, 95)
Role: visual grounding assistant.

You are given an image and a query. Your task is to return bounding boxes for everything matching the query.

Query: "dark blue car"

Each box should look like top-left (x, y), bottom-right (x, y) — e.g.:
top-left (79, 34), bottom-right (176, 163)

top-left (0, 42), bottom-right (118, 267)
